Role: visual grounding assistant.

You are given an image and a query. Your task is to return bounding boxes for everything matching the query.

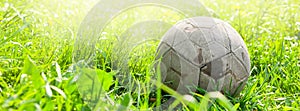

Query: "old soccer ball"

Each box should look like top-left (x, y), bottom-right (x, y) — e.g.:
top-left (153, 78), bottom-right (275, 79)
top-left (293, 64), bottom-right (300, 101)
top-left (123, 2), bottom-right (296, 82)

top-left (156, 17), bottom-right (250, 97)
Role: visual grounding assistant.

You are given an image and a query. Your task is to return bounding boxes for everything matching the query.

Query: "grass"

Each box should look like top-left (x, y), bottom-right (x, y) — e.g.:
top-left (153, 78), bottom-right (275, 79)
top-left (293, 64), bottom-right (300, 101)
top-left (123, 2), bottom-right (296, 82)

top-left (0, 0), bottom-right (299, 110)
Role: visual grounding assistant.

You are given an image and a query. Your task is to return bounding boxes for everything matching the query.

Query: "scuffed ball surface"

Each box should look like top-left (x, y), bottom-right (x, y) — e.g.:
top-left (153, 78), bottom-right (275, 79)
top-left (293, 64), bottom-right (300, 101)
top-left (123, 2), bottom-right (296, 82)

top-left (156, 16), bottom-right (250, 96)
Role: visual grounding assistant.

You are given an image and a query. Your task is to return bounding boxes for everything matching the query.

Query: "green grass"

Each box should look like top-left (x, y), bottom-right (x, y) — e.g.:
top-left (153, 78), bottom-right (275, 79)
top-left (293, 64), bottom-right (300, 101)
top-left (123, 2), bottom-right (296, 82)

top-left (0, 0), bottom-right (299, 110)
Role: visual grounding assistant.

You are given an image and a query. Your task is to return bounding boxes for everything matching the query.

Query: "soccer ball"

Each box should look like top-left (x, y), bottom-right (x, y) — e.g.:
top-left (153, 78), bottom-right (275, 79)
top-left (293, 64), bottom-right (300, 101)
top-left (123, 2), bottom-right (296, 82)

top-left (156, 17), bottom-right (250, 97)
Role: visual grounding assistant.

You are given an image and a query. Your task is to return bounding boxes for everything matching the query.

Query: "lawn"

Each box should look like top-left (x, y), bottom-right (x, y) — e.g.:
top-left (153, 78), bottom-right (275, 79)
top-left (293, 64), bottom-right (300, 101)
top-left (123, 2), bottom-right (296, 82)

top-left (0, 0), bottom-right (299, 110)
